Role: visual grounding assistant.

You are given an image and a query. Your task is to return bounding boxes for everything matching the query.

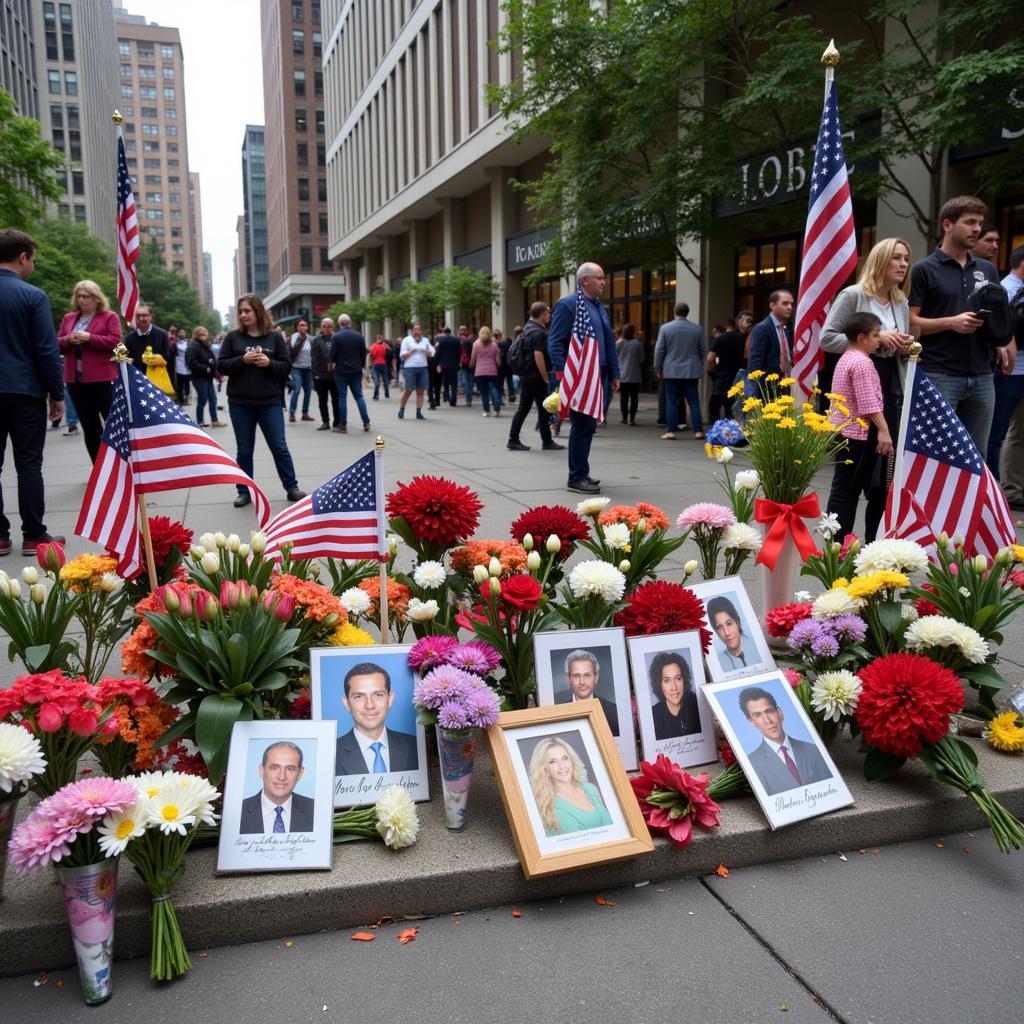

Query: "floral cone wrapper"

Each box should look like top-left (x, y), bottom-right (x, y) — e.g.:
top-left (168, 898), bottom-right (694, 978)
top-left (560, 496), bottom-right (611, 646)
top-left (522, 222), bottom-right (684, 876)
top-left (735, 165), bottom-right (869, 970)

top-left (54, 857), bottom-right (118, 1005)
top-left (436, 727), bottom-right (479, 831)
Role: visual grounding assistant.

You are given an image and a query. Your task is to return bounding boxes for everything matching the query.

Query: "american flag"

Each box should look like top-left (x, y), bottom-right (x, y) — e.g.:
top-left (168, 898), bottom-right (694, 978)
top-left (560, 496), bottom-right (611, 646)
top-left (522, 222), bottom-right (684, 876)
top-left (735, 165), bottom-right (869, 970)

top-left (882, 362), bottom-right (1016, 557)
top-left (75, 364), bottom-right (269, 577)
top-left (262, 451), bottom-right (384, 561)
top-left (558, 287), bottom-right (604, 421)
top-left (791, 79), bottom-right (858, 401)
top-left (116, 132), bottom-right (140, 324)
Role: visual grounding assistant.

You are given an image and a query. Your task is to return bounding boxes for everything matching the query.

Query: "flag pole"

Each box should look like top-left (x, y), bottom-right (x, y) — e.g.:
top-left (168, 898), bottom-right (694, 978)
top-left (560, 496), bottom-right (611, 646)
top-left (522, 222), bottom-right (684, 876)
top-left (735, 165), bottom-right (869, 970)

top-left (822, 38), bottom-right (839, 100)
top-left (374, 435), bottom-right (389, 643)
top-left (883, 342), bottom-right (921, 537)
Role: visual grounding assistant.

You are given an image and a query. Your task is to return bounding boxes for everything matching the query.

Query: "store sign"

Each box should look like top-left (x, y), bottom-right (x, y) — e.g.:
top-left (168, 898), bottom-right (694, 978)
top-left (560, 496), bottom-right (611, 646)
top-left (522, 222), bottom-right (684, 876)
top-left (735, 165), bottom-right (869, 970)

top-left (506, 227), bottom-right (556, 272)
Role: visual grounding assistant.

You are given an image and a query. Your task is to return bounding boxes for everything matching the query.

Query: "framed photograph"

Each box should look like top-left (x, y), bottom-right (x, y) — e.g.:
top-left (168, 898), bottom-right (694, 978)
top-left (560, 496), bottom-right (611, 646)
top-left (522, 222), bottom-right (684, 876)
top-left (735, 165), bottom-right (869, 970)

top-left (486, 701), bottom-right (653, 879)
top-left (703, 672), bottom-right (854, 829)
top-left (310, 644), bottom-right (429, 809)
top-left (217, 720), bottom-right (336, 873)
top-left (627, 631), bottom-right (718, 767)
top-left (532, 626), bottom-right (638, 771)
top-left (686, 576), bottom-right (776, 682)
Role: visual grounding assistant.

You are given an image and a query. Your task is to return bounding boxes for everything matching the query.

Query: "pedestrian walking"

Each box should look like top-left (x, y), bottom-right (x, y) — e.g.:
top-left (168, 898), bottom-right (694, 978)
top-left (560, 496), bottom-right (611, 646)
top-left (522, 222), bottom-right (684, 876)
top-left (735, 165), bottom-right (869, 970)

top-left (329, 314), bottom-right (371, 433)
top-left (397, 323), bottom-right (435, 420)
top-left (370, 334), bottom-right (390, 399)
top-left (615, 323), bottom-right (644, 425)
top-left (186, 326), bottom-right (225, 428)
top-left (458, 326), bottom-right (475, 405)
top-left (312, 317), bottom-right (341, 431)
top-left (288, 319), bottom-right (315, 422)
top-left (174, 328), bottom-right (191, 405)
top-left (434, 326), bottom-right (461, 406)
top-left (654, 302), bottom-right (707, 440)
top-left (706, 311), bottom-right (752, 422)
top-left (471, 326), bottom-right (503, 416)
top-left (993, 246), bottom-right (1024, 508)
top-left (507, 302), bottom-right (563, 453)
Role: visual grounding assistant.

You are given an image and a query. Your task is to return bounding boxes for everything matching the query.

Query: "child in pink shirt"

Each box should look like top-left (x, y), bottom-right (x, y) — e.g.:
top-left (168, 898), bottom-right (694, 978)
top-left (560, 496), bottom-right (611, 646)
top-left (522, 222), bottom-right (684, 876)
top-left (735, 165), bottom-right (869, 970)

top-left (825, 312), bottom-right (893, 542)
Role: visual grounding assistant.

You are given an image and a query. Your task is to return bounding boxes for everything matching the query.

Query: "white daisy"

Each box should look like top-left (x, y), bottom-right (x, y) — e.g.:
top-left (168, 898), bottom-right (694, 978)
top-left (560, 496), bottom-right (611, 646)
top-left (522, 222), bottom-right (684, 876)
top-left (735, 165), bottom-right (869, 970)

top-left (98, 805), bottom-right (146, 855)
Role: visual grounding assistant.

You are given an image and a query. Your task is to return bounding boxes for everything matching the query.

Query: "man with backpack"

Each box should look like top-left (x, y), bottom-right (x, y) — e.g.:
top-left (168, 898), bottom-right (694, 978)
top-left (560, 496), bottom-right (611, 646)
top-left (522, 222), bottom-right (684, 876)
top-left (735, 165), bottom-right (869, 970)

top-left (507, 302), bottom-right (564, 452)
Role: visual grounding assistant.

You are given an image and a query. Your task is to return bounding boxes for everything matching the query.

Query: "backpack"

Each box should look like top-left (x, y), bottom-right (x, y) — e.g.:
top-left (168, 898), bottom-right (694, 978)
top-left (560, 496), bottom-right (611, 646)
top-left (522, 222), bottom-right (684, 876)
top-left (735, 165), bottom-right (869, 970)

top-left (969, 280), bottom-right (1013, 347)
top-left (1012, 286), bottom-right (1024, 347)
top-left (506, 334), bottom-right (532, 374)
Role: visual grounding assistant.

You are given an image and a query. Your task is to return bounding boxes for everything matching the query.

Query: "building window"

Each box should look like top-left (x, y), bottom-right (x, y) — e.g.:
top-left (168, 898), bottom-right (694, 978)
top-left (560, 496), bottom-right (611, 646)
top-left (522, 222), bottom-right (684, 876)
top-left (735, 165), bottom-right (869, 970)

top-left (121, 105), bottom-right (133, 116)
top-left (139, 66), bottom-right (156, 80)
top-left (299, 212), bottom-right (311, 234)
top-left (140, 86), bottom-right (157, 98)
top-left (120, 64), bottom-right (133, 78)
top-left (58, 203), bottom-right (69, 218)
top-left (50, 104), bottom-right (63, 128)
top-left (297, 177), bottom-right (309, 201)
top-left (172, 244), bottom-right (184, 256)
top-left (165, 125), bottom-right (178, 136)
top-left (168, 159), bottom-right (179, 169)
top-left (292, 1), bottom-right (303, 20)
top-left (144, 158), bottom-right (161, 168)
top-left (316, 142), bottom-right (325, 168)
top-left (164, 87), bottom-right (175, 100)
top-left (55, 169), bottom-right (67, 191)
top-left (69, 130), bottom-right (81, 159)
top-left (318, 178), bottom-right (327, 202)
top-left (173, 261), bottom-right (184, 271)
top-left (48, 71), bottom-right (61, 95)
top-left (170, 210), bottom-right (183, 221)
top-left (142, 124), bottom-right (159, 136)
top-left (118, 41), bottom-right (130, 57)
top-left (123, 122), bottom-right (135, 133)
top-left (168, 192), bottom-right (181, 204)
top-left (312, 32), bottom-right (322, 57)
top-left (138, 46), bottom-right (154, 59)
top-left (161, 44), bottom-right (174, 59)
top-left (300, 247), bottom-right (313, 271)
top-left (165, 107), bottom-right (176, 119)
top-left (293, 69), bottom-right (306, 96)
top-left (64, 72), bottom-right (77, 95)
top-left (67, 105), bottom-right (79, 129)
top-left (318, 212), bottom-right (328, 234)
top-left (315, 109), bottom-right (324, 133)
top-left (297, 142), bottom-right (308, 166)
top-left (141, 106), bottom-right (158, 117)
top-left (52, 129), bottom-right (65, 152)
top-left (163, 67), bottom-right (174, 80)
top-left (292, 30), bottom-right (304, 54)
top-left (167, 142), bottom-right (179, 152)
top-left (145, 209), bottom-right (161, 221)
top-left (168, 175), bottom-right (180, 186)
top-left (144, 175), bottom-right (161, 185)
top-left (311, 1), bottom-right (320, 25)
top-left (314, 70), bottom-right (323, 97)
top-left (121, 84), bottom-right (133, 97)
top-left (295, 108), bottom-right (307, 131)
top-left (74, 206), bottom-right (86, 224)
top-left (171, 227), bottom-right (182, 237)
top-left (143, 140), bottom-right (160, 152)
top-left (145, 192), bottom-right (162, 203)
top-left (320, 248), bottom-right (331, 270)
top-left (72, 171), bottom-right (84, 196)
top-left (124, 139), bottom-right (136, 151)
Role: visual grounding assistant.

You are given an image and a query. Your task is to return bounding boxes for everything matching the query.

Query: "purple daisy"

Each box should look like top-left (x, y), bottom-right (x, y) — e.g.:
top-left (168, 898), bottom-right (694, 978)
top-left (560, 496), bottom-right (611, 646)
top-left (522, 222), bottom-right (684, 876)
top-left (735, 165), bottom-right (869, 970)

top-left (829, 613), bottom-right (867, 643)
top-left (810, 633), bottom-right (840, 658)
top-left (408, 634), bottom-right (460, 672)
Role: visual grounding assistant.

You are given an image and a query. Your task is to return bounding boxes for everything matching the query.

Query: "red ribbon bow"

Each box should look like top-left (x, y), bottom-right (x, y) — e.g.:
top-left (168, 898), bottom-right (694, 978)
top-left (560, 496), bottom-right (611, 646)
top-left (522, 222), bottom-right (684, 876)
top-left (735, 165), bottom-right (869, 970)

top-left (754, 494), bottom-right (821, 571)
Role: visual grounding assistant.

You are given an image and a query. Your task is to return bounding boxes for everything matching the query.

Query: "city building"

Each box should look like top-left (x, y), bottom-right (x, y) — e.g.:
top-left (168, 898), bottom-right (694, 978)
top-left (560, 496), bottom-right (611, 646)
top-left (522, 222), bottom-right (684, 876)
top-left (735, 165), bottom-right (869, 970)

top-left (234, 214), bottom-right (248, 305)
top-left (202, 251), bottom-right (214, 311)
top-left (260, 0), bottom-right (344, 323)
top-left (188, 170), bottom-right (207, 304)
top-left (0, 0), bottom-right (37, 120)
top-left (323, 1), bottom-right (1024, 343)
top-left (114, 7), bottom-right (204, 294)
top-left (240, 123), bottom-right (269, 298)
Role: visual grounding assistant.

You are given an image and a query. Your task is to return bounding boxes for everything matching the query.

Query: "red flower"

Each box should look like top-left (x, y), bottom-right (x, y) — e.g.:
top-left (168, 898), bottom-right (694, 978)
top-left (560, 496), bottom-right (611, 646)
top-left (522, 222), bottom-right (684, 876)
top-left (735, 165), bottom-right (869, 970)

top-left (37, 702), bottom-right (64, 732)
top-left (67, 708), bottom-right (98, 736)
top-left (855, 653), bottom-right (964, 759)
top-left (145, 515), bottom-right (193, 569)
top-left (510, 505), bottom-right (589, 560)
top-left (615, 581), bottom-right (712, 651)
top-left (630, 754), bottom-right (721, 848)
top-left (37, 540), bottom-right (66, 573)
top-left (719, 741), bottom-right (736, 766)
top-left (783, 668), bottom-right (803, 689)
top-left (765, 602), bottom-right (813, 638)
top-left (386, 476), bottom-right (483, 547)
top-left (498, 574), bottom-right (544, 611)
top-left (915, 582), bottom-right (942, 616)
top-left (840, 532), bottom-right (859, 557)
top-left (290, 689), bottom-right (312, 719)
top-left (1009, 570), bottom-right (1024, 592)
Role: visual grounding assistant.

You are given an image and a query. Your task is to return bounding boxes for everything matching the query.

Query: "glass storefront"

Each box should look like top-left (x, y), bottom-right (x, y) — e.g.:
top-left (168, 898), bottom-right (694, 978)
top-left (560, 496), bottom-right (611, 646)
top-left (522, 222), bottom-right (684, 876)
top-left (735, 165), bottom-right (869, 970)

top-left (995, 197), bottom-right (1024, 272)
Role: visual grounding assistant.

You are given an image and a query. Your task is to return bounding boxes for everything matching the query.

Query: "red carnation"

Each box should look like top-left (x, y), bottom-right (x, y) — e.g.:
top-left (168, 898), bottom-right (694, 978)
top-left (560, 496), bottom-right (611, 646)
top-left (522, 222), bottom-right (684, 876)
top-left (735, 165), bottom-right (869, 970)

top-left (387, 476), bottom-right (483, 548)
top-left (498, 574), bottom-right (544, 611)
top-left (765, 602), bottom-right (813, 638)
top-left (630, 754), bottom-right (721, 849)
top-left (510, 505), bottom-right (589, 560)
top-left (67, 707), bottom-right (99, 736)
top-left (36, 702), bottom-right (64, 732)
top-left (855, 653), bottom-right (964, 759)
top-left (615, 581), bottom-right (712, 652)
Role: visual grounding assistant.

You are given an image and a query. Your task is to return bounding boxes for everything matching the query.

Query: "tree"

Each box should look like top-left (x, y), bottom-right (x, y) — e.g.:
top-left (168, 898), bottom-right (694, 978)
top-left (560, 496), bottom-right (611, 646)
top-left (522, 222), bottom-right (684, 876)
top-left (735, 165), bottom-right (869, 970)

top-left (30, 218), bottom-right (117, 330)
top-left (0, 88), bottom-right (64, 230)
top-left (135, 239), bottom-right (220, 332)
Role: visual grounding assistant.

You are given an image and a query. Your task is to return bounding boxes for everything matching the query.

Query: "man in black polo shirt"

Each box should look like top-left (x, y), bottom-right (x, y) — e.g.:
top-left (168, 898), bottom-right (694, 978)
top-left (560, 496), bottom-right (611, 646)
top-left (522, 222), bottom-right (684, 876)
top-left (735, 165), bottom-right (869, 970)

top-left (909, 195), bottom-right (1002, 452)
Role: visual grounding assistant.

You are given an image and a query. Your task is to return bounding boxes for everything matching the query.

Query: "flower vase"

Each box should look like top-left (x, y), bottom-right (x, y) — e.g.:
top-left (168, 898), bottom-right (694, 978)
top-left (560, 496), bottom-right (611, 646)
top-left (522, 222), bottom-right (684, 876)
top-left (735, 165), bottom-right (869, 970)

top-left (759, 521), bottom-right (801, 651)
top-left (435, 726), bottom-right (480, 831)
top-left (0, 797), bottom-right (18, 903)
top-left (54, 856), bottom-right (119, 1005)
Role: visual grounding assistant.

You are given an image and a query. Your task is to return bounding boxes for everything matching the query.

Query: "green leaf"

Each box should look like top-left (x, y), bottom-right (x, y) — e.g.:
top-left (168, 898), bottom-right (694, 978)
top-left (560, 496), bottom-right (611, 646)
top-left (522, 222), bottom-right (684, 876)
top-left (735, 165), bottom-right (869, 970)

top-left (25, 643), bottom-right (58, 671)
top-left (863, 748), bottom-right (906, 782)
top-left (194, 694), bottom-right (244, 783)
top-left (875, 600), bottom-right (904, 635)
top-left (959, 661), bottom-right (1009, 690)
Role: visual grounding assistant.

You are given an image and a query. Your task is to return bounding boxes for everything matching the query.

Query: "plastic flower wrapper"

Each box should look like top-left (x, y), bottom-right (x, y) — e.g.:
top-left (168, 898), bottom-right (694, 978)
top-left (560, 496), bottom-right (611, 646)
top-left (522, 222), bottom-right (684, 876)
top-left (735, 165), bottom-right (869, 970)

top-left (630, 754), bottom-right (721, 849)
top-left (332, 784), bottom-right (420, 849)
top-left (855, 653), bottom-right (1024, 854)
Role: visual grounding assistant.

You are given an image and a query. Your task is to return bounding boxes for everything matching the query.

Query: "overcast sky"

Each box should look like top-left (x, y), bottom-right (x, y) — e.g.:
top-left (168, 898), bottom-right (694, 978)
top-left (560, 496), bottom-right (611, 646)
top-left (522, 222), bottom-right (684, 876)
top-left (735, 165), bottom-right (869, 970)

top-left (121, 1), bottom-right (264, 317)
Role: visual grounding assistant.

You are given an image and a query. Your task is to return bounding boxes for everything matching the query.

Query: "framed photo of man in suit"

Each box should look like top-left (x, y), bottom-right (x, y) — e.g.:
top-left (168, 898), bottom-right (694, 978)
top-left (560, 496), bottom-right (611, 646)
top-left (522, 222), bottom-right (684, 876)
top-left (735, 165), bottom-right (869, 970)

top-left (217, 720), bottom-right (336, 873)
top-left (686, 577), bottom-right (776, 683)
top-left (703, 671), bottom-right (853, 829)
top-left (310, 643), bottom-right (429, 809)
top-left (532, 627), bottom-right (638, 771)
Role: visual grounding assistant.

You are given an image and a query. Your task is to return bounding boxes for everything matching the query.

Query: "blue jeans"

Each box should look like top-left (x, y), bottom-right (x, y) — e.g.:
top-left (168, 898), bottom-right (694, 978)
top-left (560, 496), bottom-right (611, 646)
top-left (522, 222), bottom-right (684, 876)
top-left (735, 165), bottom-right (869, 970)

top-left (567, 409), bottom-right (598, 483)
top-left (664, 378), bottom-right (703, 433)
top-left (228, 402), bottom-right (298, 495)
top-left (372, 364), bottom-right (389, 398)
top-left (63, 384), bottom-right (78, 427)
top-left (335, 371), bottom-right (370, 427)
top-left (289, 366), bottom-right (313, 415)
top-left (928, 371), bottom-right (995, 455)
top-left (193, 377), bottom-right (218, 424)
top-left (986, 372), bottom-right (1024, 480)
top-left (460, 366), bottom-right (475, 403)
top-left (476, 375), bottom-right (501, 413)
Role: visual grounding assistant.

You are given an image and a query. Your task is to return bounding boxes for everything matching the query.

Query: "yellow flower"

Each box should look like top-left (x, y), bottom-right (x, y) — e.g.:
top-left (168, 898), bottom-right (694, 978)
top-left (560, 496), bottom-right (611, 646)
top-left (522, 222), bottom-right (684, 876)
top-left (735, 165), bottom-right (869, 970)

top-left (844, 570), bottom-right (910, 600)
top-left (984, 712), bottom-right (1024, 753)
top-left (779, 377), bottom-right (796, 388)
top-left (762, 411), bottom-right (782, 421)
top-left (777, 417), bottom-right (796, 429)
top-left (775, 395), bottom-right (795, 406)
top-left (761, 402), bottom-right (784, 416)
top-left (727, 382), bottom-right (745, 399)
top-left (59, 554), bottom-right (119, 592)
top-left (824, 392), bottom-right (847, 402)
top-left (330, 621), bottom-right (375, 647)
top-left (748, 370), bottom-right (765, 379)
top-left (766, 373), bottom-right (780, 382)
top-left (1010, 545), bottom-right (1024, 563)
top-left (831, 578), bottom-right (850, 590)
top-left (742, 397), bottom-right (762, 413)
top-left (704, 442), bottom-right (713, 459)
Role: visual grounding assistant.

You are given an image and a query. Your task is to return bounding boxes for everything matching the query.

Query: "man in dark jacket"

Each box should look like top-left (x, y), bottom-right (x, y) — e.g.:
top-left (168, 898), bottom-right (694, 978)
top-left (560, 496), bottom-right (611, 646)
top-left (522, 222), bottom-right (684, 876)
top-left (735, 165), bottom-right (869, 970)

top-left (311, 316), bottom-right (340, 431)
top-left (123, 305), bottom-right (175, 383)
top-left (507, 302), bottom-right (563, 453)
top-left (0, 230), bottom-right (66, 554)
top-left (328, 314), bottom-right (370, 433)
top-left (434, 326), bottom-right (462, 406)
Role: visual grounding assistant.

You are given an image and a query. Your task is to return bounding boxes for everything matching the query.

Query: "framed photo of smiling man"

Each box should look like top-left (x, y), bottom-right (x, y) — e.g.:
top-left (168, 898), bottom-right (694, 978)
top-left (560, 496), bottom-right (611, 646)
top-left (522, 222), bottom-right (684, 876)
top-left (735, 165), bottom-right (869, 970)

top-left (686, 577), bottom-right (775, 682)
top-left (310, 644), bottom-right (429, 809)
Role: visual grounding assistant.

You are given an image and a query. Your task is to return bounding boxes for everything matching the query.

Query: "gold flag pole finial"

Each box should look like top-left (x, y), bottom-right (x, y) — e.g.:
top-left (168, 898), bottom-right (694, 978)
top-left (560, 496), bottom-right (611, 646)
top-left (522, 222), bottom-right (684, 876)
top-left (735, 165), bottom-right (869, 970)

top-left (375, 434), bottom-right (385, 451)
top-left (906, 341), bottom-right (923, 362)
top-left (821, 39), bottom-right (841, 68)
top-left (111, 343), bottom-right (131, 363)
top-left (112, 109), bottom-right (123, 126)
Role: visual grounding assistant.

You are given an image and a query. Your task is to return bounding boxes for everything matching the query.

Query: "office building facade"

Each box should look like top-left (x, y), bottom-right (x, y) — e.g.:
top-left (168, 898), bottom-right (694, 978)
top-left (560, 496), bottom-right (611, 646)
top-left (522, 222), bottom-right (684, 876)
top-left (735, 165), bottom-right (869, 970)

top-left (240, 123), bottom-right (269, 298)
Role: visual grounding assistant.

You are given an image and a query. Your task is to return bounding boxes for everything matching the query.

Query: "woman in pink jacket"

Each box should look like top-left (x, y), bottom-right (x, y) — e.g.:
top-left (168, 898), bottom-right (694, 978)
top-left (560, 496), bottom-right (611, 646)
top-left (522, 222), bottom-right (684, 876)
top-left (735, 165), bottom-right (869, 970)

top-left (57, 280), bottom-right (121, 462)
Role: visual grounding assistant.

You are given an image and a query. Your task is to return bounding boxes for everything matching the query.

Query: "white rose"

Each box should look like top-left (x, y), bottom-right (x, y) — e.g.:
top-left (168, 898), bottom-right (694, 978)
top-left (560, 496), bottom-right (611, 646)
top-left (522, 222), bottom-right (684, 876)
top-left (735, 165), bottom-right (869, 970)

top-left (406, 598), bottom-right (439, 622)
top-left (683, 560), bottom-right (698, 578)
top-left (99, 573), bottom-right (124, 595)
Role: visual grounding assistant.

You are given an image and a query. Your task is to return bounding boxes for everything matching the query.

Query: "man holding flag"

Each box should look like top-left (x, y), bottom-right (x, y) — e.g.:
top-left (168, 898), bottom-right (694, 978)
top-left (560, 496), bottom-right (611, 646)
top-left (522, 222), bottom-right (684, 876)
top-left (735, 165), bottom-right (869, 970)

top-left (547, 263), bottom-right (620, 495)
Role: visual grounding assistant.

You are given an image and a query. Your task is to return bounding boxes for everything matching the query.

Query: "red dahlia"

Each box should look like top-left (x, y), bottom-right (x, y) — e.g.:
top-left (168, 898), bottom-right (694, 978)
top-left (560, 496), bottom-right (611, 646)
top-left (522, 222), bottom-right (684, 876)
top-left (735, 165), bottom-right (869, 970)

top-left (145, 515), bottom-right (193, 568)
top-left (386, 476), bottom-right (483, 548)
top-left (615, 581), bottom-right (712, 651)
top-left (765, 602), bottom-right (813, 638)
top-left (855, 652), bottom-right (964, 759)
top-left (510, 505), bottom-right (589, 560)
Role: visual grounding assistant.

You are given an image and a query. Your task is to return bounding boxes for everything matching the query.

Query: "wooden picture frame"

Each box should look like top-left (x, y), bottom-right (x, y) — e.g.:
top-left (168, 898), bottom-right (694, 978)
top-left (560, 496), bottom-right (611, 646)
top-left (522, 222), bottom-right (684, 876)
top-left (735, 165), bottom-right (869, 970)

top-left (486, 700), bottom-right (653, 879)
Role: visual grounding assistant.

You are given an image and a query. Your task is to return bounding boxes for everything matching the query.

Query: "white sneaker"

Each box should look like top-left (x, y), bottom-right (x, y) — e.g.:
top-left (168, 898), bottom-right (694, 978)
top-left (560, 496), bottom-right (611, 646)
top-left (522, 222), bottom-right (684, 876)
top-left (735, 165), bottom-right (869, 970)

top-left (482, 412), bottom-right (489, 417)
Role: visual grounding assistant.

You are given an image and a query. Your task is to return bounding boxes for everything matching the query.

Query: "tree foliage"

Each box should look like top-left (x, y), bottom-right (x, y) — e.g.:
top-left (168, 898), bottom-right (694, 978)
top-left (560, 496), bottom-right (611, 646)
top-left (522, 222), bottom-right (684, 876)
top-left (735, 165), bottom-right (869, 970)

top-left (136, 239), bottom-right (221, 332)
top-left (0, 88), bottom-right (64, 230)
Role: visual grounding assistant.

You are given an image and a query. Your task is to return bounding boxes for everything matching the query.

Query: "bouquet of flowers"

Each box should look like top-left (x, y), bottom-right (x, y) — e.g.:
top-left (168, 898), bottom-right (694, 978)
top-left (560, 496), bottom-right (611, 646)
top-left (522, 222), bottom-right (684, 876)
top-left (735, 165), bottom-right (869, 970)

top-left (411, 640), bottom-right (502, 730)
top-left (549, 559), bottom-right (627, 630)
top-left (510, 504), bottom-right (590, 593)
top-left (705, 444), bottom-right (760, 524)
top-left (331, 785), bottom-right (420, 848)
top-left (93, 678), bottom-right (182, 778)
top-left (186, 530), bottom-right (275, 591)
top-left (106, 770), bottom-right (220, 980)
top-left (59, 553), bottom-right (133, 682)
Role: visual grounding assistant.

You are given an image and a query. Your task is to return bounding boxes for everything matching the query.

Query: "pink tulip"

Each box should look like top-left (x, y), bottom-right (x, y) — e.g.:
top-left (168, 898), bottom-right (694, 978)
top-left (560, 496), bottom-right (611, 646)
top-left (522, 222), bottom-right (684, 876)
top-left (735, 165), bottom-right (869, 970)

top-left (219, 579), bottom-right (240, 610)
top-left (37, 541), bottom-right (66, 573)
top-left (263, 591), bottom-right (296, 622)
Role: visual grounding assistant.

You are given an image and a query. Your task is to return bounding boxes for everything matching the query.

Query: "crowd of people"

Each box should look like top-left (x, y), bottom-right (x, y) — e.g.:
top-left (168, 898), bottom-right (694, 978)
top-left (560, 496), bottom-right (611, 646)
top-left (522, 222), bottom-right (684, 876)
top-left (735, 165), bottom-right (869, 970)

top-left (0, 193), bottom-right (1020, 548)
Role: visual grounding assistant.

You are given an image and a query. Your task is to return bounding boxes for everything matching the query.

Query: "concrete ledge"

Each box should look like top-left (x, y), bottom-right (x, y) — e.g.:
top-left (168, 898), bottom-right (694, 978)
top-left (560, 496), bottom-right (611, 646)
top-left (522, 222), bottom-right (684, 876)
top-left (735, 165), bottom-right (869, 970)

top-left (2, 734), bottom-right (1022, 977)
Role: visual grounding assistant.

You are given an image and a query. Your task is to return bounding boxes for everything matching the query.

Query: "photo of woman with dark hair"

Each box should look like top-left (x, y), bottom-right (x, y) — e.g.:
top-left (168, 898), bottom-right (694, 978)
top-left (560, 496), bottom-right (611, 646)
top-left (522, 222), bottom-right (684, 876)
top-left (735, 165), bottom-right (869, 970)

top-left (649, 651), bottom-right (701, 740)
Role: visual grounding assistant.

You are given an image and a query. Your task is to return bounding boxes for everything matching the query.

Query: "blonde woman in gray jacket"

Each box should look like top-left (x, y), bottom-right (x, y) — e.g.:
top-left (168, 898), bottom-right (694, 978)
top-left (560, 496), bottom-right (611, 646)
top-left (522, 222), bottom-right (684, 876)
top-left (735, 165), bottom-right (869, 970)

top-left (819, 238), bottom-right (917, 540)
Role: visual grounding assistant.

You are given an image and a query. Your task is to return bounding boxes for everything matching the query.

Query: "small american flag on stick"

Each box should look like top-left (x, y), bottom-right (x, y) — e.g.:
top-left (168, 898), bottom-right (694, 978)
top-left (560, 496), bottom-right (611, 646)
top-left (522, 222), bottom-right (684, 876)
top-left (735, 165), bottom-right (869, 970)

top-left (558, 287), bottom-right (604, 422)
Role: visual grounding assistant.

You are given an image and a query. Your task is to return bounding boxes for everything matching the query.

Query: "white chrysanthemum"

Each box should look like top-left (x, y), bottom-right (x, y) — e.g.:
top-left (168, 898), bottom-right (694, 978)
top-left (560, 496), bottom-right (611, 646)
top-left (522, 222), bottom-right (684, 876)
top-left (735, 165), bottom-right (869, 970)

top-left (946, 621), bottom-right (991, 664)
top-left (901, 604), bottom-right (919, 622)
top-left (0, 722), bottom-right (46, 794)
top-left (374, 785), bottom-right (420, 849)
top-left (412, 560), bottom-right (447, 590)
top-left (794, 590), bottom-right (812, 603)
top-left (810, 671), bottom-right (862, 722)
top-left (575, 497), bottom-right (611, 517)
top-left (811, 588), bottom-right (863, 620)
top-left (568, 560), bottom-right (626, 602)
top-left (854, 539), bottom-right (929, 576)
top-left (722, 522), bottom-right (760, 552)
top-left (602, 522), bottom-right (631, 550)
top-left (407, 597), bottom-right (439, 622)
top-left (817, 513), bottom-right (842, 538)
top-left (734, 470), bottom-right (760, 492)
top-left (904, 615), bottom-right (960, 650)
top-left (339, 588), bottom-right (372, 615)
top-left (97, 805), bottom-right (145, 855)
